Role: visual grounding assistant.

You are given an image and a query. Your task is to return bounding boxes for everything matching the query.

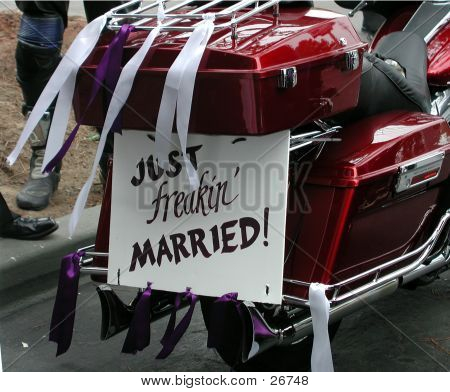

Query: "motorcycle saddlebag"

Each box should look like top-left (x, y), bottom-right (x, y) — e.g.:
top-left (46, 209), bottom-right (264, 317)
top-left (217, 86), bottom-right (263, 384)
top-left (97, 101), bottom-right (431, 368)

top-left (284, 111), bottom-right (450, 299)
top-left (73, 6), bottom-right (366, 135)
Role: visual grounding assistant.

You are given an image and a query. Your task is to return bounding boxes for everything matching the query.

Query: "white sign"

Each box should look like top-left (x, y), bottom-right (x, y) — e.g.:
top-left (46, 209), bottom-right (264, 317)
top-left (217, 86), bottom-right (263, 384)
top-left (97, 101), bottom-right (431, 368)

top-left (108, 130), bottom-right (290, 304)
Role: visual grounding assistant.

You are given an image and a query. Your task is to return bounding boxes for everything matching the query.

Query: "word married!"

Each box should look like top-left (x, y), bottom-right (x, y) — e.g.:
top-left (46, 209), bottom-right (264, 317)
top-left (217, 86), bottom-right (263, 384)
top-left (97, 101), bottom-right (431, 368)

top-left (129, 214), bottom-right (269, 271)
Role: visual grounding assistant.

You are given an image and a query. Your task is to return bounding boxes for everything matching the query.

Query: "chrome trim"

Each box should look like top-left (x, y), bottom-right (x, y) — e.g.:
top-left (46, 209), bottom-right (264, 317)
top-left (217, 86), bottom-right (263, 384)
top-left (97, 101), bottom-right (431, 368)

top-left (348, 1), bottom-right (368, 17)
top-left (281, 280), bottom-right (398, 345)
top-left (80, 266), bottom-right (108, 276)
top-left (77, 244), bottom-right (96, 253)
top-left (77, 245), bottom-right (108, 276)
top-left (395, 151), bottom-right (445, 193)
top-left (85, 251), bottom-right (109, 257)
top-left (77, 245), bottom-right (109, 258)
top-left (345, 49), bottom-right (359, 71)
top-left (80, 257), bottom-right (93, 267)
top-left (431, 89), bottom-right (450, 119)
top-left (401, 253), bottom-right (448, 284)
top-left (241, 280), bottom-right (398, 358)
top-left (289, 125), bottom-right (342, 153)
top-left (75, 208), bottom-right (450, 304)
top-left (278, 67), bottom-right (297, 89)
top-left (283, 209), bottom-right (450, 306)
top-left (107, 0), bottom-right (281, 39)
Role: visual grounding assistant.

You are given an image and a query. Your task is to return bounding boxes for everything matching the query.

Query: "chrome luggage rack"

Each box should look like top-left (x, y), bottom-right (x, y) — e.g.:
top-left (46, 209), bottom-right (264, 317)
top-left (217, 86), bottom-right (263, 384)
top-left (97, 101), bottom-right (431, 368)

top-left (106, 0), bottom-right (281, 38)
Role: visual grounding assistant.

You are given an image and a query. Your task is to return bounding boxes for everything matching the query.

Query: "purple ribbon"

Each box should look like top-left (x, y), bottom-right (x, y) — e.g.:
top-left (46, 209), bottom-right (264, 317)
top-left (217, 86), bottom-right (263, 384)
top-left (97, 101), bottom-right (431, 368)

top-left (44, 24), bottom-right (133, 174)
top-left (253, 314), bottom-right (276, 339)
top-left (206, 292), bottom-right (258, 366)
top-left (156, 288), bottom-right (198, 359)
top-left (49, 250), bottom-right (85, 356)
top-left (122, 282), bottom-right (152, 354)
top-left (206, 292), bottom-right (240, 349)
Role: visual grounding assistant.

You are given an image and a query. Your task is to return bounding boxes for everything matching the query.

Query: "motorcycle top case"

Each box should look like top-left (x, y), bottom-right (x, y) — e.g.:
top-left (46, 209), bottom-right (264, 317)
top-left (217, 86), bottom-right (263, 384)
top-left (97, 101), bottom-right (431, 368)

top-left (73, 6), bottom-right (366, 135)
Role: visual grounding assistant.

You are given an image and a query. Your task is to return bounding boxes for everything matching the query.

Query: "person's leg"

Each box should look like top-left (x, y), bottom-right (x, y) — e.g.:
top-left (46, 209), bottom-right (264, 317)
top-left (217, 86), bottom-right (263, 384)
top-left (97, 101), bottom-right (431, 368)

top-left (15, 1), bottom-right (68, 210)
top-left (83, 1), bottom-right (123, 182)
top-left (0, 192), bottom-right (14, 231)
top-left (83, 1), bottom-right (123, 23)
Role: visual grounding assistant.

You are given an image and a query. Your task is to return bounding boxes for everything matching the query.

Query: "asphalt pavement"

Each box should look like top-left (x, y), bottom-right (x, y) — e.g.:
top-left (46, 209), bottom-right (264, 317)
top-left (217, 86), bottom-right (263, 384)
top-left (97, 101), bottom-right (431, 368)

top-left (0, 270), bottom-right (449, 372)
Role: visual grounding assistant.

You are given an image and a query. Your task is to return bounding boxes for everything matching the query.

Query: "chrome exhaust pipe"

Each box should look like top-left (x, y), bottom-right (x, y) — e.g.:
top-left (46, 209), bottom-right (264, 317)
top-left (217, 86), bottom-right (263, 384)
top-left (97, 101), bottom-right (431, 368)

top-left (96, 285), bottom-right (182, 341)
top-left (240, 279), bottom-right (399, 360)
top-left (401, 253), bottom-right (449, 285)
top-left (97, 285), bottom-right (135, 340)
top-left (281, 279), bottom-right (398, 346)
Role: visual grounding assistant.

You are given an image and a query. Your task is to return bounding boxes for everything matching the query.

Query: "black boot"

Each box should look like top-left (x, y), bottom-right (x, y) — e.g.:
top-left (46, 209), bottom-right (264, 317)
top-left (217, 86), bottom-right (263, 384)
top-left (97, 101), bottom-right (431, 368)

top-left (0, 212), bottom-right (58, 240)
top-left (1, 190), bottom-right (58, 240)
top-left (16, 149), bottom-right (61, 211)
top-left (16, 111), bottom-right (61, 211)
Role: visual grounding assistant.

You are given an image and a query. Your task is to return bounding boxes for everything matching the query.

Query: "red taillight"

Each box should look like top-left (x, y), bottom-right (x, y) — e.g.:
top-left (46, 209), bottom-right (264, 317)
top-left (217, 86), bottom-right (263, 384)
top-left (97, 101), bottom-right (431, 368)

top-left (411, 170), bottom-right (440, 185)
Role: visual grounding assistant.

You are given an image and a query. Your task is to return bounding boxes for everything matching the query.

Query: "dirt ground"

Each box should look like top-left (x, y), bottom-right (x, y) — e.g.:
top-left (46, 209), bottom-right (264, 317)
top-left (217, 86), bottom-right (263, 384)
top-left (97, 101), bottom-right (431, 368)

top-left (0, 12), bottom-right (103, 218)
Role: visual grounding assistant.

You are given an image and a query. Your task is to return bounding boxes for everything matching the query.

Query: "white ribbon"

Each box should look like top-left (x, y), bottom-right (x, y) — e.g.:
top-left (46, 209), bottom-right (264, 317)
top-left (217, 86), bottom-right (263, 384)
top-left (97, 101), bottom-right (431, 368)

top-left (69, 25), bottom-right (163, 236)
top-left (309, 283), bottom-right (334, 372)
top-left (7, 15), bottom-right (107, 167)
top-left (0, 343), bottom-right (3, 372)
top-left (155, 14), bottom-right (215, 191)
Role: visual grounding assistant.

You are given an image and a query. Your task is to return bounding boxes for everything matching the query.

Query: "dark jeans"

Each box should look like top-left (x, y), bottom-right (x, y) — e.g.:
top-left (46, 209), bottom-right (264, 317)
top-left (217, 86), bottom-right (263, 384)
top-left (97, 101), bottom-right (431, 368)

top-left (15, 1), bottom-right (122, 27)
top-left (15, 1), bottom-right (122, 109)
top-left (15, 1), bottom-right (121, 175)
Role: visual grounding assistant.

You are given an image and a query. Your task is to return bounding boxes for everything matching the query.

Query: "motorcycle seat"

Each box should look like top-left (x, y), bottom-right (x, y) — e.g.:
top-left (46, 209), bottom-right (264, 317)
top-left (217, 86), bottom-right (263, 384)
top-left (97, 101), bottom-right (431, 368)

top-left (371, 31), bottom-right (431, 113)
top-left (340, 31), bottom-right (431, 122)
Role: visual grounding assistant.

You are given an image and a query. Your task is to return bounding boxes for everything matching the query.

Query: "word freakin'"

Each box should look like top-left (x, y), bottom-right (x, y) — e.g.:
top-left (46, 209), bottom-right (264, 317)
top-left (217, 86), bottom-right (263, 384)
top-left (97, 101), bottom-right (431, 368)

top-left (146, 171), bottom-right (238, 224)
top-left (129, 214), bottom-right (269, 271)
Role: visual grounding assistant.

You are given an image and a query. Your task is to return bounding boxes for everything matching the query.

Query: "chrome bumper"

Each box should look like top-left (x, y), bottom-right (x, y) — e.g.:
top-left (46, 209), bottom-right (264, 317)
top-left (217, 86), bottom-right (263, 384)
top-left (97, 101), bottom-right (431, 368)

top-left (76, 209), bottom-right (450, 308)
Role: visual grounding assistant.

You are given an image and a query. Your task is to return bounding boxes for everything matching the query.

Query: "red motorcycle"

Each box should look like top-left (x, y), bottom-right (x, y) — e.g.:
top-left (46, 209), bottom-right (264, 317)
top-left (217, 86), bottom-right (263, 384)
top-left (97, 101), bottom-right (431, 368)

top-left (54, 0), bottom-right (450, 370)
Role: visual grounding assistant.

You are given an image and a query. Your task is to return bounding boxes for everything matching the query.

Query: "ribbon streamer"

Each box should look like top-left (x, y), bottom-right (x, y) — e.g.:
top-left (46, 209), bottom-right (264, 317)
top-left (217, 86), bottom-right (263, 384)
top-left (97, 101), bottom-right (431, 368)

top-left (309, 283), bottom-right (334, 372)
top-left (156, 288), bottom-right (198, 359)
top-left (68, 23), bottom-right (163, 236)
top-left (205, 292), bottom-right (256, 367)
top-left (206, 292), bottom-right (239, 350)
top-left (7, 15), bottom-right (107, 167)
top-left (122, 283), bottom-right (153, 354)
top-left (44, 24), bottom-right (133, 173)
top-left (49, 251), bottom-right (85, 356)
top-left (155, 13), bottom-right (216, 191)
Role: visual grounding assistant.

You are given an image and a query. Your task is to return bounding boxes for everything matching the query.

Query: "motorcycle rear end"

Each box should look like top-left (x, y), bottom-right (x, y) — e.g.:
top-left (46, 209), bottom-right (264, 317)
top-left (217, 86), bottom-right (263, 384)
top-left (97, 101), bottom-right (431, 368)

top-left (69, 0), bottom-right (450, 370)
